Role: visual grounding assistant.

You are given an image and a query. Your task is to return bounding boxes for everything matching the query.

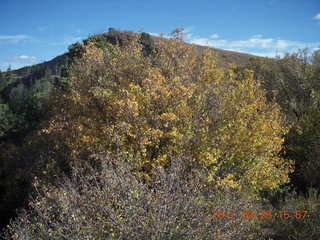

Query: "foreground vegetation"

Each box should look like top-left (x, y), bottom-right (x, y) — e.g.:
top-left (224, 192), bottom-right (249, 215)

top-left (0, 29), bottom-right (319, 239)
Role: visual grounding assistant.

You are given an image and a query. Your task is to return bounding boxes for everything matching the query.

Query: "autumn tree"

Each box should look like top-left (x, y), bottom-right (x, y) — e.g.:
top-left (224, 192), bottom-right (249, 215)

top-left (247, 49), bottom-right (320, 192)
top-left (39, 33), bottom-right (291, 192)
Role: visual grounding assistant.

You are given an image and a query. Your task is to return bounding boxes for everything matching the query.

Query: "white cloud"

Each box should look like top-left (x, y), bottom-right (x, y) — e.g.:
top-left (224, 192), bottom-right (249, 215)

top-left (183, 32), bottom-right (192, 40)
top-left (188, 33), bottom-right (320, 58)
top-left (313, 13), bottom-right (320, 20)
top-left (231, 37), bottom-right (274, 48)
top-left (248, 52), bottom-right (284, 58)
top-left (180, 27), bottom-right (194, 40)
top-left (223, 48), bottom-right (244, 52)
top-left (210, 34), bottom-right (220, 39)
top-left (19, 55), bottom-right (29, 59)
top-left (133, 30), bottom-right (319, 59)
top-left (0, 34), bottom-right (31, 44)
top-left (190, 36), bottom-right (278, 49)
top-left (148, 32), bottom-right (160, 37)
top-left (190, 38), bottom-right (212, 46)
top-left (0, 55), bottom-right (38, 70)
top-left (190, 36), bottom-right (318, 50)
top-left (17, 55), bottom-right (36, 60)
top-left (0, 35), bottom-right (30, 40)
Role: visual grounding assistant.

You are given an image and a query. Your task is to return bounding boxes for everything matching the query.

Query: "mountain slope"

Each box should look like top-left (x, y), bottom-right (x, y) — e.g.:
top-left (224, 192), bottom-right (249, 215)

top-left (3, 30), bottom-right (259, 97)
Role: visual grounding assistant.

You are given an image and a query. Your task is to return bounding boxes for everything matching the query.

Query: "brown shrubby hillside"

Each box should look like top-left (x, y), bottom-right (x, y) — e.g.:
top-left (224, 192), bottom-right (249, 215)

top-left (2, 27), bottom-right (320, 239)
top-left (5, 31), bottom-right (311, 239)
top-left (5, 155), bottom-right (268, 240)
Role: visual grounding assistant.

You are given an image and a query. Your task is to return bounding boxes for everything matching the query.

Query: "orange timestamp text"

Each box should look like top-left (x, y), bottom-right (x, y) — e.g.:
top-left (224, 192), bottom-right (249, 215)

top-left (206, 210), bottom-right (308, 221)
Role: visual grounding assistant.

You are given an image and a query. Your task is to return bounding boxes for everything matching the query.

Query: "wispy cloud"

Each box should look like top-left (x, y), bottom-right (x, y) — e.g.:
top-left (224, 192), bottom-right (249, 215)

top-left (189, 34), bottom-right (320, 58)
top-left (0, 34), bottom-right (31, 44)
top-left (210, 34), bottom-right (220, 39)
top-left (313, 13), bottom-right (320, 20)
top-left (146, 30), bottom-right (319, 58)
top-left (247, 52), bottom-right (284, 58)
top-left (16, 55), bottom-right (37, 61)
top-left (0, 55), bottom-right (37, 70)
top-left (181, 27), bottom-right (193, 40)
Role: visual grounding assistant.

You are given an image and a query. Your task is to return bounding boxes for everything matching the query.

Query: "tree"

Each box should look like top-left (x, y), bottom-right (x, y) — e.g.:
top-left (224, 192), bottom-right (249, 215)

top-left (0, 67), bottom-right (15, 92)
top-left (247, 49), bottom-right (320, 192)
top-left (140, 32), bottom-right (155, 57)
top-left (68, 42), bottom-right (85, 59)
top-left (0, 104), bottom-right (16, 137)
top-left (170, 27), bottom-right (186, 41)
top-left (37, 34), bottom-right (292, 192)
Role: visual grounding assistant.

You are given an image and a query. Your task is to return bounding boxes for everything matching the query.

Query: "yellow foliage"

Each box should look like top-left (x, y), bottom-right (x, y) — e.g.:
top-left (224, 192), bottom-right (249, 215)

top-left (43, 34), bottom-right (292, 192)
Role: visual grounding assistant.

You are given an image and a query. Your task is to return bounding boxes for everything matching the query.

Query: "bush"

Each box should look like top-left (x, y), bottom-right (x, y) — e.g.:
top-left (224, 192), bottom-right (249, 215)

top-left (5, 154), bottom-right (267, 240)
top-left (261, 187), bottom-right (320, 239)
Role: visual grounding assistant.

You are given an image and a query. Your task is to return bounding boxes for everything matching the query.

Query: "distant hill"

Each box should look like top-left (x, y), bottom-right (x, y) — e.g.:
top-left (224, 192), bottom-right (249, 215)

top-left (0, 29), bottom-right (260, 105)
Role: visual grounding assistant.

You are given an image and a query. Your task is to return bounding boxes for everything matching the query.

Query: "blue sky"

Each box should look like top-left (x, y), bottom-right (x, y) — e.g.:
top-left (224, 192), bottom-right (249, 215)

top-left (0, 0), bottom-right (319, 70)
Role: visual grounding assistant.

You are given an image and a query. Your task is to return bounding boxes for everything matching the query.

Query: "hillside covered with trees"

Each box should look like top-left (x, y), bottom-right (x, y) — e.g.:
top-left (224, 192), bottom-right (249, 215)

top-left (0, 29), bottom-right (320, 239)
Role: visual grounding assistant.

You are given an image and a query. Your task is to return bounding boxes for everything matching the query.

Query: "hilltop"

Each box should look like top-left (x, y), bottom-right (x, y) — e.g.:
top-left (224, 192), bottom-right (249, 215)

top-left (1, 29), bottom-right (258, 101)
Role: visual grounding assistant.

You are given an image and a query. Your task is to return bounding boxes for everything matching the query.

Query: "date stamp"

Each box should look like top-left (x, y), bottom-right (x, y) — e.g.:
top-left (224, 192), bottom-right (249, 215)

top-left (206, 210), bottom-right (308, 221)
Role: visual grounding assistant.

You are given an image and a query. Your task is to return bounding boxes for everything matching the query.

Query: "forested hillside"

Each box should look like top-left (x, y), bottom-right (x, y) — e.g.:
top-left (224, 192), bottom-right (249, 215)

top-left (0, 29), bottom-right (320, 240)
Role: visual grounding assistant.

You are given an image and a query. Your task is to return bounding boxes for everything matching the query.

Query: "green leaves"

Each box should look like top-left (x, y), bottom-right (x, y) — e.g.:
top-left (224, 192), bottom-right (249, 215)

top-left (0, 104), bottom-right (16, 137)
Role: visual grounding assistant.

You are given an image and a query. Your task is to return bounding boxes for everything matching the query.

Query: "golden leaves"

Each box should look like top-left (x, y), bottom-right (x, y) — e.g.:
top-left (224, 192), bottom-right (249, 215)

top-left (44, 34), bottom-right (292, 193)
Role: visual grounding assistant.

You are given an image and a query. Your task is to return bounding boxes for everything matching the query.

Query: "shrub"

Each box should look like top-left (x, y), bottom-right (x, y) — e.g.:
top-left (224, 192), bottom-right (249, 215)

top-left (261, 187), bottom-right (320, 239)
top-left (5, 154), bottom-right (267, 240)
